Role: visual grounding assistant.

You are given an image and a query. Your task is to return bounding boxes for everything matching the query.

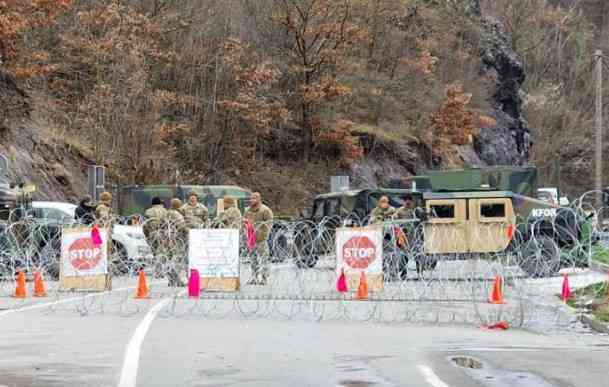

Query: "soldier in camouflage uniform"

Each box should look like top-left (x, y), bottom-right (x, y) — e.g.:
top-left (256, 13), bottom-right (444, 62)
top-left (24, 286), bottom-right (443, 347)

top-left (213, 195), bottom-right (242, 229)
top-left (394, 195), bottom-right (416, 220)
top-left (180, 191), bottom-right (209, 228)
top-left (244, 192), bottom-right (274, 285)
top-left (167, 198), bottom-right (185, 225)
top-left (95, 191), bottom-right (114, 227)
top-left (143, 197), bottom-right (182, 286)
top-left (369, 196), bottom-right (396, 224)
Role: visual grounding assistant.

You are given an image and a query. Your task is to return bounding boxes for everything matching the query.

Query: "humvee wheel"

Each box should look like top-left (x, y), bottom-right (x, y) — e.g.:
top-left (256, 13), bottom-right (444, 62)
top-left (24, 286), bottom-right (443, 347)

top-left (383, 252), bottom-right (408, 281)
top-left (292, 221), bottom-right (319, 269)
top-left (519, 236), bottom-right (561, 278)
top-left (416, 255), bottom-right (438, 275)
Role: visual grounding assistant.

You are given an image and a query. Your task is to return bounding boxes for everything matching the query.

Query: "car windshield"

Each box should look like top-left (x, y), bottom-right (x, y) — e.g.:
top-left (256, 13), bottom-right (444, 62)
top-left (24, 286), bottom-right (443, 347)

top-left (34, 206), bottom-right (74, 221)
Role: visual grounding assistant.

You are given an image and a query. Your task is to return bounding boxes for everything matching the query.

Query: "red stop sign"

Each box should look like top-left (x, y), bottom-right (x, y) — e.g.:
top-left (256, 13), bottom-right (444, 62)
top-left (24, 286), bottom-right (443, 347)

top-left (69, 238), bottom-right (102, 270)
top-left (342, 236), bottom-right (377, 269)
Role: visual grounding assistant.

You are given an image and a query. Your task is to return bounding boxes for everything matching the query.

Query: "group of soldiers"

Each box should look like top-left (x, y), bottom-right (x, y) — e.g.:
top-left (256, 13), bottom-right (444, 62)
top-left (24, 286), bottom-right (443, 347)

top-left (75, 191), bottom-right (114, 226)
top-left (77, 190), bottom-right (415, 286)
top-left (75, 190), bottom-right (275, 286)
top-left (369, 194), bottom-right (417, 224)
top-left (142, 191), bottom-right (274, 286)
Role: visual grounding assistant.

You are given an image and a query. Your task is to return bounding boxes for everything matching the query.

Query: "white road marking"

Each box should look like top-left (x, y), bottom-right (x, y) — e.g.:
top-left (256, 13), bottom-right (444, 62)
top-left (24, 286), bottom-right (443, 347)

top-left (118, 291), bottom-right (185, 387)
top-left (418, 365), bottom-right (451, 387)
top-left (0, 284), bottom-right (142, 319)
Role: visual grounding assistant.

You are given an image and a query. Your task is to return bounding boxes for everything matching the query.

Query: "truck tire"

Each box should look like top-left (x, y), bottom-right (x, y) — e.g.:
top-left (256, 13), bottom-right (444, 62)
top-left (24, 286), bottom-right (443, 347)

top-left (269, 223), bottom-right (288, 263)
top-left (293, 222), bottom-right (318, 269)
top-left (519, 236), bottom-right (561, 278)
top-left (38, 241), bottom-right (60, 280)
top-left (111, 242), bottom-right (130, 275)
top-left (416, 254), bottom-right (438, 274)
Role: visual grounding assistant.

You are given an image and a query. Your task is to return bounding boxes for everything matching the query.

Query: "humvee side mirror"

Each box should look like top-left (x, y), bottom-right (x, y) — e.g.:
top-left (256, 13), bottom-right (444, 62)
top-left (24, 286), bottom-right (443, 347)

top-left (300, 208), bottom-right (312, 219)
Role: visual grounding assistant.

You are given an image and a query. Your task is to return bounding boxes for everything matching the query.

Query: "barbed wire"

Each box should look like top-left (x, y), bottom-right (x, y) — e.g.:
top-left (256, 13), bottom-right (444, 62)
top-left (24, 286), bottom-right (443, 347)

top-left (0, 194), bottom-right (607, 331)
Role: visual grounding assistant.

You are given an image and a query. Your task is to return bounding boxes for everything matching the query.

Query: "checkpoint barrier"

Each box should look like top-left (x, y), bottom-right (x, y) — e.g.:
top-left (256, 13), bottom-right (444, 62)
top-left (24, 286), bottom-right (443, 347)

top-left (59, 227), bottom-right (110, 292)
top-left (0, 193), bottom-right (606, 331)
top-left (336, 226), bottom-right (384, 293)
top-left (189, 229), bottom-right (240, 291)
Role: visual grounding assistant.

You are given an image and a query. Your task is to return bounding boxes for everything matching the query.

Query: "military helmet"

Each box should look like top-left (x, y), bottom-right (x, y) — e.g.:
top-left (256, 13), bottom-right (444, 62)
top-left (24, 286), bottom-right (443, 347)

top-left (223, 195), bottom-right (235, 207)
top-left (171, 198), bottom-right (182, 210)
top-left (100, 191), bottom-right (112, 203)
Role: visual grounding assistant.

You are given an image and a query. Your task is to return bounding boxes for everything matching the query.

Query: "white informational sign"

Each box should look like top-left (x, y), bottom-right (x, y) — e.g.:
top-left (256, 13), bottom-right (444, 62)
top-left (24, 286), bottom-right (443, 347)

top-left (189, 229), bottom-right (240, 278)
top-left (336, 226), bottom-right (383, 276)
top-left (61, 228), bottom-right (108, 277)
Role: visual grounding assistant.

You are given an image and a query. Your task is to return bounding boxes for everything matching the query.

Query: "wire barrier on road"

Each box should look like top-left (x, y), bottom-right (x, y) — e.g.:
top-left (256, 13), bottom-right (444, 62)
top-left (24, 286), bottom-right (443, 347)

top-left (0, 194), bottom-right (606, 330)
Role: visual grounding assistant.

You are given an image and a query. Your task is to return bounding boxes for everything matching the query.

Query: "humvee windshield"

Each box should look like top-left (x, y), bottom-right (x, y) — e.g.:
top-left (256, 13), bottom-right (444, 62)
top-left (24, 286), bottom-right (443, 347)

top-left (310, 189), bottom-right (419, 221)
top-left (367, 192), bottom-right (408, 210)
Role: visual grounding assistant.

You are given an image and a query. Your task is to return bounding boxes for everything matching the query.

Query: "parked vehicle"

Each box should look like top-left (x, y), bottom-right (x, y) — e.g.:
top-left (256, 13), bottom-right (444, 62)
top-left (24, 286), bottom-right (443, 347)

top-left (30, 201), bottom-right (152, 275)
top-left (116, 185), bottom-right (252, 219)
top-left (297, 167), bottom-right (593, 278)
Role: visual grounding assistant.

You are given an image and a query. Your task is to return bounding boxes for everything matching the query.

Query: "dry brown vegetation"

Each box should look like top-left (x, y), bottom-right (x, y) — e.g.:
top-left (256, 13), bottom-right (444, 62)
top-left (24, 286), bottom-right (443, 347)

top-left (2, 0), bottom-right (607, 211)
top-left (482, 0), bottom-right (609, 196)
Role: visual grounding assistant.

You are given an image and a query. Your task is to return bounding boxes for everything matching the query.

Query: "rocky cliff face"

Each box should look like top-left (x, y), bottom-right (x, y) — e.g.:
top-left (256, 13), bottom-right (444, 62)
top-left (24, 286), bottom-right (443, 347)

top-left (347, 2), bottom-right (532, 189)
top-left (0, 70), bottom-right (89, 202)
top-left (475, 15), bottom-right (531, 166)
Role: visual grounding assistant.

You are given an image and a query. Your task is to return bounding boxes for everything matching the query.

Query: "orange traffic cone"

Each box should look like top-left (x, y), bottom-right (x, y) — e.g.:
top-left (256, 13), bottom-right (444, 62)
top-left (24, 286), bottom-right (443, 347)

top-left (488, 275), bottom-right (504, 304)
top-left (134, 270), bottom-right (149, 299)
top-left (33, 271), bottom-right (47, 297)
top-left (356, 271), bottom-right (368, 300)
top-left (13, 271), bottom-right (26, 299)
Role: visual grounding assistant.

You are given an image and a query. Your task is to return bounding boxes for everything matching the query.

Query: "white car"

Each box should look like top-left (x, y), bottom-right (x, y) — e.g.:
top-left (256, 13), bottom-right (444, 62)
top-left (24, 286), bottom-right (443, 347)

top-left (31, 201), bottom-right (152, 272)
top-left (537, 187), bottom-right (569, 207)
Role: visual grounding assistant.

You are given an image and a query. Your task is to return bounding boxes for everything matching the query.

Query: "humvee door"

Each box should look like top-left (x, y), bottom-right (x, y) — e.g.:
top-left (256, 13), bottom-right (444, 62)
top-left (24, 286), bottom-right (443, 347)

top-left (424, 196), bottom-right (515, 255)
top-left (424, 199), bottom-right (468, 254)
top-left (468, 198), bottom-right (515, 253)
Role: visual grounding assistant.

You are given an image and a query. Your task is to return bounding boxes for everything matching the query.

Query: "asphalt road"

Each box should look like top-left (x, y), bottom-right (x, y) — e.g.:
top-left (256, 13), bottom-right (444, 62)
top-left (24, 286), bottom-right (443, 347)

top-left (1, 303), bottom-right (609, 387)
top-left (0, 264), bottom-right (608, 387)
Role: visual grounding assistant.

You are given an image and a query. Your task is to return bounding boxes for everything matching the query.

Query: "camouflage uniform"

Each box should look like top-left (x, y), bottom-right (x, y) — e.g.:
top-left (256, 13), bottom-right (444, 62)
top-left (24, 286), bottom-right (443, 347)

top-left (214, 206), bottom-right (242, 229)
top-left (144, 204), bottom-right (183, 286)
top-left (394, 206), bottom-right (415, 220)
top-left (95, 193), bottom-right (115, 258)
top-left (245, 203), bottom-right (274, 282)
top-left (166, 208), bottom-right (185, 225)
top-left (95, 202), bottom-right (114, 227)
top-left (180, 203), bottom-right (209, 228)
top-left (369, 206), bottom-right (396, 224)
top-left (143, 204), bottom-right (168, 253)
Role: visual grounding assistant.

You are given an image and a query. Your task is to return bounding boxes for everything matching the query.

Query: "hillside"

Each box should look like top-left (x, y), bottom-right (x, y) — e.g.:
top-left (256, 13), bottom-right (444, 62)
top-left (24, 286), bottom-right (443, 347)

top-left (0, 0), bottom-right (605, 213)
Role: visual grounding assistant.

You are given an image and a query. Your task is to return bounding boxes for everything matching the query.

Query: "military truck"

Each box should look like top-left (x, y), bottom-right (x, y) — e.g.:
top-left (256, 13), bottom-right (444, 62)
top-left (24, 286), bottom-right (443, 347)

top-left (301, 188), bottom-right (424, 225)
top-left (297, 167), bottom-right (592, 278)
top-left (116, 185), bottom-right (252, 219)
top-left (0, 154), bottom-right (58, 278)
top-left (289, 188), bottom-right (421, 269)
top-left (0, 154), bottom-right (16, 221)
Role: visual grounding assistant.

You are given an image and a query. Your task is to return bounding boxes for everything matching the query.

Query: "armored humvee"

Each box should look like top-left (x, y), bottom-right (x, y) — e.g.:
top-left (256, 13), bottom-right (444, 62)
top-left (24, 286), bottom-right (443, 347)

top-left (289, 188), bottom-right (421, 269)
top-left (116, 185), bottom-right (252, 219)
top-left (297, 167), bottom-right (592, 278)
top-left (301, 188), bottom-right (424, 225)
top-left (395, 167), bottom-right (591, 277)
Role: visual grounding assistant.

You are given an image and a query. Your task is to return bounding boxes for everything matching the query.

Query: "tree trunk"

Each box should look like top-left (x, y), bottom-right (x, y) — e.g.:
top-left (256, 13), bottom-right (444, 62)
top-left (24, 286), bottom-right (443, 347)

top-left (302, 101), bottom-right (312, 162)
